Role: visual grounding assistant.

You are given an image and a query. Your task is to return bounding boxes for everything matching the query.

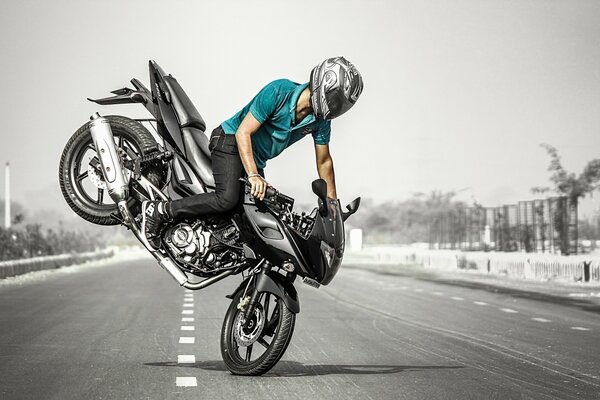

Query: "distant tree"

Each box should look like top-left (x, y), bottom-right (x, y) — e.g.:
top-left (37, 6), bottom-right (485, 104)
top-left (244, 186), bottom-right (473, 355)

top-left (532, 144), bottom-right (600, 254)
top-left (12, 213), bottom-right (24, 225)
top-left (532, 144), bottom-right (600, 202)
top-left (0, 199), bottom-right (27, 225)
top-left (349, 191), bottom-right (467, 245)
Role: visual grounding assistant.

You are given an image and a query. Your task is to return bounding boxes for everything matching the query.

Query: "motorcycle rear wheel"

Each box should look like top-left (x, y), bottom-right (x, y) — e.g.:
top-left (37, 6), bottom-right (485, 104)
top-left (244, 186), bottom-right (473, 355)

top-left (220, 287), bottom-right (296, 376)
top-left (58, 115), bottom-right (165, 226)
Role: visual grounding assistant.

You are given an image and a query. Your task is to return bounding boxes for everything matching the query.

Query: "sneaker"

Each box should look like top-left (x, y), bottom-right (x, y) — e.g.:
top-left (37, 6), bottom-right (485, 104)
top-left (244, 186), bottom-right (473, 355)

top-left (141, 200), bottom-right (171, 250)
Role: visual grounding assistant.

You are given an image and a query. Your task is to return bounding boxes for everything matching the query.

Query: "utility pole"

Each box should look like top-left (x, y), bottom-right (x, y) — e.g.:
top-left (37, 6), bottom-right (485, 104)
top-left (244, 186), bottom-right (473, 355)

top-left (4, 162), bottom-right (10, 229)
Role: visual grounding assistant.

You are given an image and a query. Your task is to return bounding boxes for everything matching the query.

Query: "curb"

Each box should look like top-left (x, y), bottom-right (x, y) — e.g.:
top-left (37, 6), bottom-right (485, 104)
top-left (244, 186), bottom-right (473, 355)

top-left (0, 250), bottom-right (114, 280)
top-left (345, 248), bottom-right (600, 283)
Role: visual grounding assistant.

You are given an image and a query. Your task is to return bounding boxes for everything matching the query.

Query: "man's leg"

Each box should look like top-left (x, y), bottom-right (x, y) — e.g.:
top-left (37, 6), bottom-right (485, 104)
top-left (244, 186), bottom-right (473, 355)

top-left (170, 135), bottom-right (244, 217)
top-left (141, 127), bottom-right (245, 249)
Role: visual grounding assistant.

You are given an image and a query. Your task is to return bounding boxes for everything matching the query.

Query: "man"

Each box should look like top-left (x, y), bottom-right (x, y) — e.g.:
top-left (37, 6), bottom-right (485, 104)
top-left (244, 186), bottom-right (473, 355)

top-left (141, 56), bottom-right (364, 249)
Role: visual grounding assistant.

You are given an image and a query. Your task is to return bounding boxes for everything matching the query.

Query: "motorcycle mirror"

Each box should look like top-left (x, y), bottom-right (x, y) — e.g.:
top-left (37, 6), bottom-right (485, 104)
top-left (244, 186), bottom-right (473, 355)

top-left (342, 197), bottom-right (361, 222)
top-left (311, 179), bottom-right (328, 202)
top-left (312, 179), bottom-right (328, 216)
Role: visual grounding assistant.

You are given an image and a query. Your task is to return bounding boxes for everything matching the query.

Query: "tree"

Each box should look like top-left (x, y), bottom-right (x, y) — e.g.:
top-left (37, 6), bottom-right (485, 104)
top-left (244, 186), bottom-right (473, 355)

top-left (532, 144), bottom-right (600, 254)
top-left (533, 144), bottom-right (600, 202)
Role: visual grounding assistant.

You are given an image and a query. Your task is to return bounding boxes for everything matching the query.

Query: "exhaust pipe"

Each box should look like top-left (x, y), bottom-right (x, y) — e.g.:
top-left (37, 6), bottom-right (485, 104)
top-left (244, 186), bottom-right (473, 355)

top-left (88, 113), bottom-right (190, 287)
top-left (89, 113), bottom-right (129, 203)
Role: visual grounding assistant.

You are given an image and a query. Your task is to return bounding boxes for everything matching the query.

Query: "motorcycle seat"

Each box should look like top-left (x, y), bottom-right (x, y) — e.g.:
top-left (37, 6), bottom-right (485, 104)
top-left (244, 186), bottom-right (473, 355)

top-left (163, 76), bottom-right (207, 132)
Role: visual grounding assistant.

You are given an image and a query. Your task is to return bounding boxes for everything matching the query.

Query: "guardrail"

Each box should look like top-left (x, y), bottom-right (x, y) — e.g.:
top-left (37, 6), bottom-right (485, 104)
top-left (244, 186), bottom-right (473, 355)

top-left (0, 249), bottom-right (115, 279)
top-left (345, 247), bottom-right (600, 283)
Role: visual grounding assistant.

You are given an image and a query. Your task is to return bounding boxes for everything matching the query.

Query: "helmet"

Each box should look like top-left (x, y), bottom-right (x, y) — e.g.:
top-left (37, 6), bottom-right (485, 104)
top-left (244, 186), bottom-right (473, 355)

top-left (309, 56), bottom-right (364, 120)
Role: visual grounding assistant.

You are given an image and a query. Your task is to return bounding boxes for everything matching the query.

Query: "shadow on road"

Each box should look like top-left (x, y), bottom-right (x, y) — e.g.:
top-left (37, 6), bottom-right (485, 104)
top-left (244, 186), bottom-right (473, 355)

top-left (145, 360), bottom-right (464, 377)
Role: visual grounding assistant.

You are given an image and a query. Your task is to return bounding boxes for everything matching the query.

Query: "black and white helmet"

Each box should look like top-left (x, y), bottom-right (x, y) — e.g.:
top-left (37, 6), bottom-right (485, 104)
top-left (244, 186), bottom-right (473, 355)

top-left (309, 56), bottom-right (364, 120)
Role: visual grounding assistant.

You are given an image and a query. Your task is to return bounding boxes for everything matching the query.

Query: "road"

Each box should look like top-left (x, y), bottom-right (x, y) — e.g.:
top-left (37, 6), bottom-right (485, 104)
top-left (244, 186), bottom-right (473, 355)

top-left (0, 253), bottom-right (599, 400)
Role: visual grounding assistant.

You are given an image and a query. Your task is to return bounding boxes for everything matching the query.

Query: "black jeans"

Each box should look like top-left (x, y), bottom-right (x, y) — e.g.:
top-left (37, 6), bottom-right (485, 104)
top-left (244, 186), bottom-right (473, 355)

top-left (170, 126), bottom-right (258, 218)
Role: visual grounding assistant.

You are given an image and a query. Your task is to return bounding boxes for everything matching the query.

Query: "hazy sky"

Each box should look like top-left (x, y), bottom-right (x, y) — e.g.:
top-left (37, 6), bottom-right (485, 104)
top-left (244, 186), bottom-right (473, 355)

top-left (0, 0), bottom-right (599, 216)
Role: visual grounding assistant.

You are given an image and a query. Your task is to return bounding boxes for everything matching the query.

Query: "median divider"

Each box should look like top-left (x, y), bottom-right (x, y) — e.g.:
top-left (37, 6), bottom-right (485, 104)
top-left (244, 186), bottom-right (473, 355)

top-left (0, 249), bottom-right (114, 280)
top-left (344, 247), bottom-right (600, 283)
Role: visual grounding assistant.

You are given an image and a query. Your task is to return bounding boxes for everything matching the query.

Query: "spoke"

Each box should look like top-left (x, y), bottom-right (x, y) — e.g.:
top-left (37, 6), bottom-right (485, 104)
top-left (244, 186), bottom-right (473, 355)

top-left (245, 345), bottom-right (253, 362)
top-left (76, 171), bottom-right (88, 182)
top-left (97, 188), bottom-right (104, 203)
top-left (117, 134), bottom-right (124, 149)
top-left (257, 337), bottom-right (269, 349)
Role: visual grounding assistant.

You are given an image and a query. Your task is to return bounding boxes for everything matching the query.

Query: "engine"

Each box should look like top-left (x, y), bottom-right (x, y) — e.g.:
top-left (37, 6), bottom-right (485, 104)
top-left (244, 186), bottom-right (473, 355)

top-left (163, 220), bottom-right (241, 276)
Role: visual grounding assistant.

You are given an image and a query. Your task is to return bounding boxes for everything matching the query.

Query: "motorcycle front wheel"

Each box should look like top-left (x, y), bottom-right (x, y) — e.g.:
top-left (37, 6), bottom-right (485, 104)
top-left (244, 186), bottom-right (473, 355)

top-left (220, 287), bottom-right (296, 376)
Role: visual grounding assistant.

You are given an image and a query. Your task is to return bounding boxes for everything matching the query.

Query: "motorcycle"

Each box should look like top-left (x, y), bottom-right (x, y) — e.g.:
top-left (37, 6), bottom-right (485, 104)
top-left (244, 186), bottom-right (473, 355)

top-left (58, 61), bottom-right (361, 376)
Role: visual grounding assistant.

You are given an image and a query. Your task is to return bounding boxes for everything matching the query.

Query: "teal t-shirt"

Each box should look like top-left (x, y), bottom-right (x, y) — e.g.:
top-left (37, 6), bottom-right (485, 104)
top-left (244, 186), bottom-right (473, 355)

top-left (221, 79), bottom-right (331, 169)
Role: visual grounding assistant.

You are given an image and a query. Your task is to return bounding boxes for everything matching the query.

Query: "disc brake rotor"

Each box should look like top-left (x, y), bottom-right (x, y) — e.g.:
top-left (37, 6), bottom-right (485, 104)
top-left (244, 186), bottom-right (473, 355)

top-left (87, 160), bottom-right (107, 190)
top-left (233, 305), bottom-right (265, 347)
top-left (86, 154), bottom-right (132, 190)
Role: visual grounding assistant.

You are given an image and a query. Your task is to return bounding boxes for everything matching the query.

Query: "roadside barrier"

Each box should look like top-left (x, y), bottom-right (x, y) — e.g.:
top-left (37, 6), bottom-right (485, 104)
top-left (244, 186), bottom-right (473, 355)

top-left (346, 247), bottom-right (600, 283)
top-left (0, 249), bottom-right (114, 279)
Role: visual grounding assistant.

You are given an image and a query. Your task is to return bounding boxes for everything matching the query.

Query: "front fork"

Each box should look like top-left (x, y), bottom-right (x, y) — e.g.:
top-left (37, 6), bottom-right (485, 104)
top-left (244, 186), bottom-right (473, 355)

top-left (242, 261), bottom-right (273, 329)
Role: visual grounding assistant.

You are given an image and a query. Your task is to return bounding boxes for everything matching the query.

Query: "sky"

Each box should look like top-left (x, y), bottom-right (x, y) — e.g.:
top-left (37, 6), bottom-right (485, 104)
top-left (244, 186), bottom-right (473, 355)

top-left (0, 0), bottom-right (599, 218)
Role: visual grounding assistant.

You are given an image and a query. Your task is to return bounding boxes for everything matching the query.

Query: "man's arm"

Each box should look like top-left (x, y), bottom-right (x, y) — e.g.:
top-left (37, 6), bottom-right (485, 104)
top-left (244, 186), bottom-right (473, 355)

top-left (314, 143), bottom-right (337, 199)
top-left (235, 111), bottom-right (268, 200)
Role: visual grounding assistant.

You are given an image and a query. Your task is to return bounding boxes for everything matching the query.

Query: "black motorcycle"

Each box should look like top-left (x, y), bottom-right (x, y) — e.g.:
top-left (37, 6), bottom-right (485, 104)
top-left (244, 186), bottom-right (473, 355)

top-left (58, 61), bottom-right (360, 375)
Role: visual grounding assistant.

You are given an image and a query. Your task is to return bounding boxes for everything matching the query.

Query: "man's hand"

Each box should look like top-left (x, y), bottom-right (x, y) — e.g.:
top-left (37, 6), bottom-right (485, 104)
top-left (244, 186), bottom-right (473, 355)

top-left (249, 175), bottom-right (269, 200)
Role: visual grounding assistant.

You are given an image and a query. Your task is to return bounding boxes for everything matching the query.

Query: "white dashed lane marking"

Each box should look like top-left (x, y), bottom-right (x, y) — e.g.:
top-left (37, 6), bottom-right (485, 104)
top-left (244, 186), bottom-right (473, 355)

top-left (532, 317), bottom-right (551, 323)
top-left (181, 326), bottom-right (195, 331)
top-left (178, 293), bottom-right (197, 389)
top-left (379, 277), bottom-right (594, 335)
top-left (176, 377), bottom-right (197, 387)
top-left (571, 326), bottom-right (591, 331)
top-left (178, 355), bottom-right (196, 364)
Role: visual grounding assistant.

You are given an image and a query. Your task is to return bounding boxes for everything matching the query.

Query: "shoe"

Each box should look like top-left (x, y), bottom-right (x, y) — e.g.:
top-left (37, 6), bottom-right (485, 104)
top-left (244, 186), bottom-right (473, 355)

top-left (141, 200), bottom-right (171, 250)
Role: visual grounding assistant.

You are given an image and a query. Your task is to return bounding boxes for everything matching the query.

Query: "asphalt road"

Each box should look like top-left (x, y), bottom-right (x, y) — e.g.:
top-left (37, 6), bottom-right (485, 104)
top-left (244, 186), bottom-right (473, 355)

top-left (0, 253), bottom-right (599, 400)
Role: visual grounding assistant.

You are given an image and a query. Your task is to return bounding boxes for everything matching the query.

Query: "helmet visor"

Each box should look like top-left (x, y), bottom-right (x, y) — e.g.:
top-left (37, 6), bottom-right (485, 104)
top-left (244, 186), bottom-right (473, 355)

top-left (324, 89), bottom-right (354, 120)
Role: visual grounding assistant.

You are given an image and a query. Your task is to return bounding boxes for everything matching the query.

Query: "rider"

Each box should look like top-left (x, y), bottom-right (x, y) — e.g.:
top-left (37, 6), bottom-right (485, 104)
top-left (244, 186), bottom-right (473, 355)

top-left (141, 56), bottom-right (364, 249)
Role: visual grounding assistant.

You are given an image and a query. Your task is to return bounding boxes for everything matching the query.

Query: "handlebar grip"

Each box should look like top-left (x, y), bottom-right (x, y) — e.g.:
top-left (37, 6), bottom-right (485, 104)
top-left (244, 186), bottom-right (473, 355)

top-left (265, 186), bottom-right (277, 198)
top-left (239, 177), bottom-right (278, 200)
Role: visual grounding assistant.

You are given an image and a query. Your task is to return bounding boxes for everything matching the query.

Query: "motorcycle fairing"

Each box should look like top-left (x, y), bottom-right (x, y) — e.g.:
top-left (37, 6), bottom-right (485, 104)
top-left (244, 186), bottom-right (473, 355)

top-left (237, 191), bottom-right (312, 277)
top-left (239, 192), bottom-right (346, 286)
top-left (290, 203), bottom-right (345, 285)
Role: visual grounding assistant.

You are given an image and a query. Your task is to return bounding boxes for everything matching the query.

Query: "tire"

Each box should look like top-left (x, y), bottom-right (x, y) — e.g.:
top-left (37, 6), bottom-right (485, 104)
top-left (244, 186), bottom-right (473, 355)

top-left (58, 115), bottom-right (165, 226)
top-left (220, 287), bottom-right (296, 376)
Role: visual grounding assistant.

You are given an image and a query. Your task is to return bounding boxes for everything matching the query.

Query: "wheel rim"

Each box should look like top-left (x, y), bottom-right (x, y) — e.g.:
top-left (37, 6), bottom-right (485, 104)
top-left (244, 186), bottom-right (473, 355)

top-left (68, 133), bottom-right (140, 211)
top-left (230, 293), bottom-right (281, 364)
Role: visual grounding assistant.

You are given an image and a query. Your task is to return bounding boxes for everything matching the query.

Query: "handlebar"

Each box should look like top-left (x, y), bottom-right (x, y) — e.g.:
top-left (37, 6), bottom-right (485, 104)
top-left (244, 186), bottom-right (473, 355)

top-left (239, 177), bottom-right (278, 199)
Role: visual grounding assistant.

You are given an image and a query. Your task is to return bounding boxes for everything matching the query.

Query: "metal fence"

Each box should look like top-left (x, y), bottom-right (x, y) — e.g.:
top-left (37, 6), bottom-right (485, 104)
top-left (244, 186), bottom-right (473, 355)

top-left (429, 196), bottom-right (578, 255)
